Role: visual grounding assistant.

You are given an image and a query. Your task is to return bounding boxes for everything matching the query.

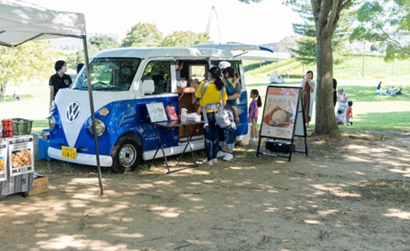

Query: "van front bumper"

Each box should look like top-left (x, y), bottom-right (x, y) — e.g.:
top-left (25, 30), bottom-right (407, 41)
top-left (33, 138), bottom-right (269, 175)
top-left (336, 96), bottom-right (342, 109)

top-left (48, 147), bottom-right (113, 167)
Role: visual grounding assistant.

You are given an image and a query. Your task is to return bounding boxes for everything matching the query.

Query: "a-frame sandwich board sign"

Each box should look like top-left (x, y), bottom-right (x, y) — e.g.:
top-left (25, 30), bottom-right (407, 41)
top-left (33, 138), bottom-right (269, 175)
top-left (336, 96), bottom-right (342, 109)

top-left (256, 85), bottom-right (308, 161)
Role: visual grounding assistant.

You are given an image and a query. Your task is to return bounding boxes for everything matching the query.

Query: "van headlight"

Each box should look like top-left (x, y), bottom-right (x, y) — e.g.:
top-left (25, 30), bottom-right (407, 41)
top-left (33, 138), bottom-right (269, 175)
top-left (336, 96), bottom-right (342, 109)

top-left (49, 116), bottom-right (56, 130)
top-left (88, 119), bottom-right (106, 136)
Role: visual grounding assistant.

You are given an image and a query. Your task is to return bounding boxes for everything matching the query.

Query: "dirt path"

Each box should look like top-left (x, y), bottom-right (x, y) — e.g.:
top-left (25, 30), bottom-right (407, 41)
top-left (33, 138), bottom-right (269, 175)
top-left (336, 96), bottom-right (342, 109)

top-left (1, 130), bottom-right (409, 251)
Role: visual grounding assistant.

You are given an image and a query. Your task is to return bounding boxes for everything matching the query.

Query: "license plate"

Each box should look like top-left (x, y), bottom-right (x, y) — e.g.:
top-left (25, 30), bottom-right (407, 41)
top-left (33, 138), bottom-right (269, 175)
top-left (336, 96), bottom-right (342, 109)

top-left (62, 146), bottom-right (77, 159)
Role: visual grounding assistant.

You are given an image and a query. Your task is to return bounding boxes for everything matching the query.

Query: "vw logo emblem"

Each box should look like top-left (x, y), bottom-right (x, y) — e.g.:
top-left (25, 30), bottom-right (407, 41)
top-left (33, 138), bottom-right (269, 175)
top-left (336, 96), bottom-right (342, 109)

top-left (66, 102), bottom-right (81, 122)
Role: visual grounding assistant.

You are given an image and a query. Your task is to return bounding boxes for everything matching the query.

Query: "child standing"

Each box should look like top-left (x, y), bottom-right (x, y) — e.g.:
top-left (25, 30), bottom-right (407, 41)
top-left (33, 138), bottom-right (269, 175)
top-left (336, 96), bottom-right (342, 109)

top-left (346, 100), bottom-right (353, 126)
top-left (249, 89), bottom-right (262, 141)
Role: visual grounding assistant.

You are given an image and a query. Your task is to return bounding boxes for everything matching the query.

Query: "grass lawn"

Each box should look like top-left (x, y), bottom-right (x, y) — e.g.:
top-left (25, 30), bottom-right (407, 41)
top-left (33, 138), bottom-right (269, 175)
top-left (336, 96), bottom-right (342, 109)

top-left (246, 77), bottom-right (410, 131)
top-left (1, 74), bottom-right (409, 135)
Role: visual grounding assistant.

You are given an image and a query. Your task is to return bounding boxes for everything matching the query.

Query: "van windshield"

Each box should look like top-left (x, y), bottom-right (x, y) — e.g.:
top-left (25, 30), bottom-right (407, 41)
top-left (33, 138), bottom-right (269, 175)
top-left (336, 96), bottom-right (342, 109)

top-left (72, 58), bottom-right (141, 91)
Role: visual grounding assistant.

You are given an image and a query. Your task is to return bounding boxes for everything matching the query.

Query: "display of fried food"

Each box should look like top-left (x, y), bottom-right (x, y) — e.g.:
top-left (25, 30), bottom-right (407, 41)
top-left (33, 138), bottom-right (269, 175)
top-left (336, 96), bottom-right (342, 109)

top-left (11, 149), bottom-right (31, 168)
top-left (0, 159), bottom-right (4, 171)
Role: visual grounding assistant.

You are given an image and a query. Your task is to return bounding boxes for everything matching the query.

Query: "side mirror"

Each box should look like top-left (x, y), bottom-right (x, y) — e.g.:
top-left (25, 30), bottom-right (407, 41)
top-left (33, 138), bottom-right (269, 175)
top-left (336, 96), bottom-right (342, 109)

top-left (142, 80), bottom-right (155, 95)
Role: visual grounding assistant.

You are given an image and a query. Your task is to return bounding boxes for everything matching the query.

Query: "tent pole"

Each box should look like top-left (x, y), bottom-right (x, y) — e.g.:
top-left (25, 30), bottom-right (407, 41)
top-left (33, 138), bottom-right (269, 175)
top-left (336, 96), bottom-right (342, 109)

top-left (82, 35), bottom-right (104, 196)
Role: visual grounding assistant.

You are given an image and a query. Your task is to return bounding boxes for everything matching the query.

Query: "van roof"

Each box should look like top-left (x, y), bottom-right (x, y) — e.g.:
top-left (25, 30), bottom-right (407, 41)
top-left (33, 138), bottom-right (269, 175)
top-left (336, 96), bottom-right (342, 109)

top-left (92, 47), bottom-right (236, 60)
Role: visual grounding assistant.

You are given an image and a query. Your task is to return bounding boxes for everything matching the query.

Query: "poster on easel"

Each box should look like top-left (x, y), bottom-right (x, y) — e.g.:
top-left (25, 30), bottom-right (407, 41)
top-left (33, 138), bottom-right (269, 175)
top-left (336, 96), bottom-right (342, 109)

top-left (146, 102), bottom-right (168, 123)
top-left (257, 85), bottom-right (308, 161)
top-left (0, 139), bottom-right (8, 182)
top-left (8, 136), bottom-right (34, 177)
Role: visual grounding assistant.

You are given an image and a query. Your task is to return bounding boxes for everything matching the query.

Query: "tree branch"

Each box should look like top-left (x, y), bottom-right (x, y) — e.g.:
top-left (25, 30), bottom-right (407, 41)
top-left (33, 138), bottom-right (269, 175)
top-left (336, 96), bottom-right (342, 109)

top-left (338, 0), bottom-right (352, 13)
top-left (310, 0), bottom-right (320, 24)
top-left (317, 0), bottom-right (333, 32)
top-left (325, 0), bottom-right (340, 35)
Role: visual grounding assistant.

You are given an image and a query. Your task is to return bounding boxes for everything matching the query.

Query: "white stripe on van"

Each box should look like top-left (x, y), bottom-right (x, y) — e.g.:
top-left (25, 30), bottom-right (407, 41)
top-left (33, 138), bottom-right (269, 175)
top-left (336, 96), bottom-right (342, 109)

top-left (54, 89), bottom-right (134, 147)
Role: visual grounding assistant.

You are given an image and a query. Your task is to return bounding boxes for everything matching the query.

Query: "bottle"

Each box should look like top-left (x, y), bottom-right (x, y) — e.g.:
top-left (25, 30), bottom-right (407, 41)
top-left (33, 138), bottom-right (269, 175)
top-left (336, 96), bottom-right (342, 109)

top-left (181, 108), bottom-right (188, 123)
top-left (2, 119), bottom-right (8, 138)
top-left (8, 119), bottom-right (13, 137)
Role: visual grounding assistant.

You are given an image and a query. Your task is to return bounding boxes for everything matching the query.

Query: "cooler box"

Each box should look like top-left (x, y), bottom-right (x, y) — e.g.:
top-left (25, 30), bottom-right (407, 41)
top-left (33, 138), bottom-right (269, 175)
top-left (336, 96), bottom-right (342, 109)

top-left (38, 138), bottom-right (51, 160)
top-left (266, 140), bottom-right (295, 153)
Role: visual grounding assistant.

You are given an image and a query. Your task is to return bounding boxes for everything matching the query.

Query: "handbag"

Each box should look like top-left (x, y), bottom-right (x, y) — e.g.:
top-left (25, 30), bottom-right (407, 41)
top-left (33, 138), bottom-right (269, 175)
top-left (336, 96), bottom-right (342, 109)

top-left (215, 88), bottom-right (233, 129)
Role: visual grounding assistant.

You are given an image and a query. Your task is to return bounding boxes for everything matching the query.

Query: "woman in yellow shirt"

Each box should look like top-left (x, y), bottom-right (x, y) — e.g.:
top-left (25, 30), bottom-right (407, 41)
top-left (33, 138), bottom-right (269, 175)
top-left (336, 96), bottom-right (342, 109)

top-left (195, 66), bottom-right (227, 165)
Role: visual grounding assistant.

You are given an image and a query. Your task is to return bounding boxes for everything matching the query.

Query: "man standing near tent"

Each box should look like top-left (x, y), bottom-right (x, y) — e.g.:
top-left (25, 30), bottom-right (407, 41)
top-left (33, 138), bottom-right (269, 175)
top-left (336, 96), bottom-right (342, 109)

top-left (49, 60), bottom-right (72, 110)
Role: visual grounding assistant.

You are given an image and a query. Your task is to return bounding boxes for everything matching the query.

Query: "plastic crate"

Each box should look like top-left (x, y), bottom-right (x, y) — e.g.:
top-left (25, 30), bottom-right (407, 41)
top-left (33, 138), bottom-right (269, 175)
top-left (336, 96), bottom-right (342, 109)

top-left (12, 118), bottom-right (33, 135)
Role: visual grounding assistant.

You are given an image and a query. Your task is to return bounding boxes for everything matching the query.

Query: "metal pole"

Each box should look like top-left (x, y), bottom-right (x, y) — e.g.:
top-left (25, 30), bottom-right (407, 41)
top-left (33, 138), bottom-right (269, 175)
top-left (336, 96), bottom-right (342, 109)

top-left (362, 41), bottom-right (365, 77)
top-left (82, 36), bottom-right (104, 196)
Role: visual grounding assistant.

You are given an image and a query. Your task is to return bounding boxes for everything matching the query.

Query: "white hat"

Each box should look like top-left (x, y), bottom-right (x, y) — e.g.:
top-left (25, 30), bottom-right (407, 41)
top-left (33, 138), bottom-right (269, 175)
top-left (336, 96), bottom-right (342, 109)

top-left (218, 61), bottom-right (231, 70)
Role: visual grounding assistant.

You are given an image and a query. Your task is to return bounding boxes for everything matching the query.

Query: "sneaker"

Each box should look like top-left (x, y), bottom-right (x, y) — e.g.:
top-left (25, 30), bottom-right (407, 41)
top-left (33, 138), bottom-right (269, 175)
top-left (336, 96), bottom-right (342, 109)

top-left (202, 159), bottom-right (213, 166)
top-left (212, 158), bottom-right (218, 164)
top-left (223, 153), bottom-right (234, 161)
top-left (217, 150), bottom-right (227, 158)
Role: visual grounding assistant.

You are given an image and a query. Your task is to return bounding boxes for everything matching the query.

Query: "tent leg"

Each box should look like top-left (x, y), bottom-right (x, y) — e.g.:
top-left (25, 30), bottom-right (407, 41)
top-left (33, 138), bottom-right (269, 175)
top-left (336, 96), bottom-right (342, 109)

top-left (83, 36), bottom-right (104, 196)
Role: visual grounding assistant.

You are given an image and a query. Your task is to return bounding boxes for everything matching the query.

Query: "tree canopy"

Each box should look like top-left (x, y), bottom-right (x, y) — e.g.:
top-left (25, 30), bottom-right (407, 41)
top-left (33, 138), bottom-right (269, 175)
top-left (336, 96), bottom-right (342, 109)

top-left (350, 0), bottom-right (410, 61)
top-left (160, 31), bottom-right (212, 47)
top-left (67, 34), bottom-right (120, 69)
top-left (0, 41), bottom-right (56, 100)
top-left (121, 23), bottom-right (163, 47)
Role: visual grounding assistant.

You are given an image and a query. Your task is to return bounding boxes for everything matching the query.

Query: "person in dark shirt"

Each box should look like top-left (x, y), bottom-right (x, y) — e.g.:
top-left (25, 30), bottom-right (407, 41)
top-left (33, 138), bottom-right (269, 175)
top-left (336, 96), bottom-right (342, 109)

top-left (76, 63), bottom-right (84, 74)
top-left (333, 78), bottom-right (337, 107)
top-left (49, 60), bottom-right (72, 109)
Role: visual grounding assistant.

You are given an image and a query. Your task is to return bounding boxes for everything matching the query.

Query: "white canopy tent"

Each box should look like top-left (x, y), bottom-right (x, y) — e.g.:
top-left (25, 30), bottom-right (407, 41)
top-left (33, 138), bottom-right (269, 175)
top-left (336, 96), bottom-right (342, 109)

top-left (0, 0), bottom-right (103, 195)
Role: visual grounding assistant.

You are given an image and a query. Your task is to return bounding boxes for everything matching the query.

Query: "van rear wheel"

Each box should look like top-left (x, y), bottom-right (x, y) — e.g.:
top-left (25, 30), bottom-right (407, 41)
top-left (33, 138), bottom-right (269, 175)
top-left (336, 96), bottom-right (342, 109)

top-left (111, 136), bottom-right (141, 173)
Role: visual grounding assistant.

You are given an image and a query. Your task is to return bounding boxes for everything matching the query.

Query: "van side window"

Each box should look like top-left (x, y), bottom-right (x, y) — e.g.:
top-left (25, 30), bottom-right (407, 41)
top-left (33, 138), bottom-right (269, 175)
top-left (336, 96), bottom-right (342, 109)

top-left (142, 61), bottom-right (172, 95)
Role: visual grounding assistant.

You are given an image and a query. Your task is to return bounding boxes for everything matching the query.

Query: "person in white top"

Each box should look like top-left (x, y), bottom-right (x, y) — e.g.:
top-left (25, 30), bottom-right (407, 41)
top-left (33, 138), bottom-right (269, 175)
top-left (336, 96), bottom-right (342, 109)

top-left (336, 88), bottom-right (348, 114)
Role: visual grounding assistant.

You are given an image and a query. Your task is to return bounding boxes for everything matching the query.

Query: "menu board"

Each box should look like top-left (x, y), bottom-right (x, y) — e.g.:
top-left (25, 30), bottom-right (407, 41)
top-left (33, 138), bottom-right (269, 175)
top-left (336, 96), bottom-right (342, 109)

top-left (146, 102), bottom-right (168, 123)
top-left (8, 136), bottom-right (34, 177)
top-left (0, 139), bottom-right (7, 182)
top-left (260, 87), bottom-right (301, 140)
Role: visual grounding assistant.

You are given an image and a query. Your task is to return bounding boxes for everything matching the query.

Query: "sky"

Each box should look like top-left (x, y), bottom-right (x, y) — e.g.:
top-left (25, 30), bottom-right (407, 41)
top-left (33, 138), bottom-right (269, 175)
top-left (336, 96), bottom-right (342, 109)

top-left (25, 0), bottom-right (302, 45)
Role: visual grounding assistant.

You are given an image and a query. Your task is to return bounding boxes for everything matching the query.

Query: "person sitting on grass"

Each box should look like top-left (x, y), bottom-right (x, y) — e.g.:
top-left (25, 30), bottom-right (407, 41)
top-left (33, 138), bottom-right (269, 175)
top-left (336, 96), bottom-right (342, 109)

top-left (392, 87), bottom-right (402, 96)
top-left (336, 109), bottom-right (345, 125)
top-left (12, 91), bottom-right (20, 101)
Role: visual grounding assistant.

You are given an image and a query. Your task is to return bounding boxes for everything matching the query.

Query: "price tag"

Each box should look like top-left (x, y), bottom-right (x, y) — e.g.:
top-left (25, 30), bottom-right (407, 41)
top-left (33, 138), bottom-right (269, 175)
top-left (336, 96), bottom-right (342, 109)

top-left (62, 146), bottom-right (77, 160)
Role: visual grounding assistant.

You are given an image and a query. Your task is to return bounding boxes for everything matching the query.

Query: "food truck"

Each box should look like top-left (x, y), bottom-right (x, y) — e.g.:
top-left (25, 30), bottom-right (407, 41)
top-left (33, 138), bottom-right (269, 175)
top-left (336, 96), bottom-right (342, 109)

top-left (48, 44), bottom-right (273, 172)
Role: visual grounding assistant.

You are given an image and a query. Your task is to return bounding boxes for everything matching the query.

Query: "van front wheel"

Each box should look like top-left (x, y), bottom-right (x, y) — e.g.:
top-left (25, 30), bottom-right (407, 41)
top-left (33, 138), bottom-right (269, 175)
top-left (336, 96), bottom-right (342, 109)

top-left (111, 136), bottom-right (141, 173)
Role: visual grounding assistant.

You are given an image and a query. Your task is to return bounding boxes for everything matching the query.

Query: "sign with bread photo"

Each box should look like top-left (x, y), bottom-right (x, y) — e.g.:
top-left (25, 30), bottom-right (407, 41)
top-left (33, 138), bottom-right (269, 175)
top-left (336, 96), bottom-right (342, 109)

top-left (8, 136), bottom-right (34, 177)
top-left (260, 87), bottom-right (300, 140)
top-left (0, 140), bottom-right (7, 182)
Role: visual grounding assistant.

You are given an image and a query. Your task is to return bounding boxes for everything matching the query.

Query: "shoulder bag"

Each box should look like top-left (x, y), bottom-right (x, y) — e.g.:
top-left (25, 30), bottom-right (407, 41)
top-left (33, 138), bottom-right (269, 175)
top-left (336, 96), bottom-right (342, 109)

top-left (201, 82), bottom-right (233, 128)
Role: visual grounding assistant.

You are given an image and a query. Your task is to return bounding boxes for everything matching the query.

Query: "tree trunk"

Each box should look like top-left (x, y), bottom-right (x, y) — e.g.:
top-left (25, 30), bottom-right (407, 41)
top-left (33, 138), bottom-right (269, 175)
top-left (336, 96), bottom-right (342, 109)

top-left (314, 31), bottom-right (339, 135)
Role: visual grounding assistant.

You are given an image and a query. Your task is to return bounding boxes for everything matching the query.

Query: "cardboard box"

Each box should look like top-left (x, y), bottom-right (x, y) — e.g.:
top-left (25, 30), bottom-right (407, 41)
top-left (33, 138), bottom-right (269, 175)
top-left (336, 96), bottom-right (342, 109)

top-left (25, 174), bottom-right (48, 196)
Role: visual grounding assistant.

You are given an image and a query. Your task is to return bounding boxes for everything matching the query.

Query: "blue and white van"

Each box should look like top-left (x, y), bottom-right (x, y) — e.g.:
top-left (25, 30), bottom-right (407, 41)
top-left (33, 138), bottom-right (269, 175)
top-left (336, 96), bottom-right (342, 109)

top-left (48, 44), bottom-right (272, 172)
